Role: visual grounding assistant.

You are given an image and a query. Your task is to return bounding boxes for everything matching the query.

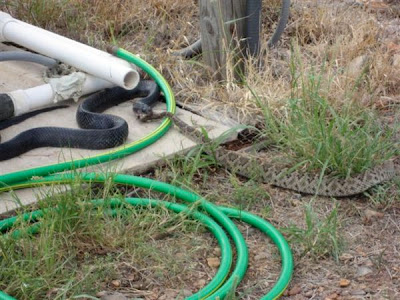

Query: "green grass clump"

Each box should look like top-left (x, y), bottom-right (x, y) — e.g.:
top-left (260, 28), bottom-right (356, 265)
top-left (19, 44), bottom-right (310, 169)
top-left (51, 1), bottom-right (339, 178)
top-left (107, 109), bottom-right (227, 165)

top-left (163, 145), bottom-right (216, 190)
top-left (283, 203), bottom-right (344, 262)
top-left (365, 178), bottom-right (400, 210)
top-left (230, 176), bottom-right (270, 211)
top-left (255, 60), bottom-right (397, 177)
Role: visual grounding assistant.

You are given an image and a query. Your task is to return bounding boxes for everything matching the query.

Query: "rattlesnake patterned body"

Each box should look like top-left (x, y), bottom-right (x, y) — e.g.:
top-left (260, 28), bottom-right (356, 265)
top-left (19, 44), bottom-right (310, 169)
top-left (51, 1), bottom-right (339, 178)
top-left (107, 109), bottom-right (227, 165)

top-left (140, 112), bottom-right (397, 197)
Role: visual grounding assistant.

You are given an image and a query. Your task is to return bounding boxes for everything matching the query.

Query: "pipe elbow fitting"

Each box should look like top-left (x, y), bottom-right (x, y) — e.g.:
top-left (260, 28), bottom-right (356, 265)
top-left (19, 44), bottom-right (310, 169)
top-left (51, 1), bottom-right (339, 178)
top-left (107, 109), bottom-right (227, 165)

top-left (0, 93), bottom-right (15, 121)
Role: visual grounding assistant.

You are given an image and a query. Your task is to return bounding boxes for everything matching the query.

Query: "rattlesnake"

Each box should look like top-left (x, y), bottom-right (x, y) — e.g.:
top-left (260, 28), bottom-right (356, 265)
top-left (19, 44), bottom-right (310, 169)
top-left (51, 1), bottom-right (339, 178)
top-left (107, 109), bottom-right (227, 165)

top-left (139, 112), bottom-right (397, 197)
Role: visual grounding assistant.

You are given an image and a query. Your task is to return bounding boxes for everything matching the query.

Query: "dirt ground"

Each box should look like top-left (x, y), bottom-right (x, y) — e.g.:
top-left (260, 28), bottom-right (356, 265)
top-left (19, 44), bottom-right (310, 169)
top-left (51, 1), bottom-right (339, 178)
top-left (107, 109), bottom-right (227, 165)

top-left (138, 1), bottom-right (400, 299)
top-left (155, 1), bottom-right (400, 299)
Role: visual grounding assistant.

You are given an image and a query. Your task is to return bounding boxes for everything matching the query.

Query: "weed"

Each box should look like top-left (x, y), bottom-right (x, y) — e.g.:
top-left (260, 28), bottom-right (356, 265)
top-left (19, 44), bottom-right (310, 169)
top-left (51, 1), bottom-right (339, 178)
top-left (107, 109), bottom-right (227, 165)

top-left (230, 175), bottom-right (270, 211)
top-left (161, 144), bottom-right (216, 191)
top-left (365, 178), bottom-right (400, 210)
top-left (283, 202), bottom-right (344, 262)
top-left (252, 53), bottom-right (397, 177)
top-left (224, 278), bottom-right (239, 300)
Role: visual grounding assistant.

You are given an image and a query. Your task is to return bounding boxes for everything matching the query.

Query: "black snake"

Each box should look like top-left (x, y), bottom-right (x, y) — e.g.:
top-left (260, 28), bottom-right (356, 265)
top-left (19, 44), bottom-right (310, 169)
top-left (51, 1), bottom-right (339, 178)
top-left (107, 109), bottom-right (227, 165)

top-left (0, 80), bottom-right (160, 161)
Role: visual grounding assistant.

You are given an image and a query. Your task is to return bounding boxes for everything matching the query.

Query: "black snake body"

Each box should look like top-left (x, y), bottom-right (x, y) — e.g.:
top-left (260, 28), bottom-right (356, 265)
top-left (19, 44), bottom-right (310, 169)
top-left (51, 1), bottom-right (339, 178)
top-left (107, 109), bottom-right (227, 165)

top-left (0, 80), bottom-right (160, 161)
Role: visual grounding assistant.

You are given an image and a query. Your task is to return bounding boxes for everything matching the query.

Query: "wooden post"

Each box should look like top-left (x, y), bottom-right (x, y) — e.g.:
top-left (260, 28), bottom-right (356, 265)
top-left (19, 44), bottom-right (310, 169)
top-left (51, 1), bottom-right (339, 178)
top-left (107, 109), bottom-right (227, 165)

top-left (199, 0), bottom-right (247, 80)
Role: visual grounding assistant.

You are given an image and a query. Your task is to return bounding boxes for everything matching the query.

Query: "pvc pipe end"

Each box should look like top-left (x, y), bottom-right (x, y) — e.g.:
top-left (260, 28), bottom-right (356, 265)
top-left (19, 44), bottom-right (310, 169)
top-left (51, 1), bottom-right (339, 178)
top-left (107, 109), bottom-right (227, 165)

top-left (123, 70), bottom-right (140, 90)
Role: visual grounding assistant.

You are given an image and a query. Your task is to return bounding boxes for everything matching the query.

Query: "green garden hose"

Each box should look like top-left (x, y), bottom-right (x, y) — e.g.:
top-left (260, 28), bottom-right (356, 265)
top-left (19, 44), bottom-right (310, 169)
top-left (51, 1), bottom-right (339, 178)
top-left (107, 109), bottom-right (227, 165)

top-left (1, 193), bottom-right (235, 300)
top-left (0, 48), bottom-right (293, 299)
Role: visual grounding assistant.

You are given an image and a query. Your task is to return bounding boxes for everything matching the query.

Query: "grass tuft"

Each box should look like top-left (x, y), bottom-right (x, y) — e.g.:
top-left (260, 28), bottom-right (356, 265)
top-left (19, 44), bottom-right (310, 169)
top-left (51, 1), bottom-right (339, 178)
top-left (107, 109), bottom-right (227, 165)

top-left (230, 176), bottom-right (271, 211)
top-left (253, 54), bottom-right (397, 177)
top-left (283, 202), bottom-right (344, 262)
top-left (365, 178), bottom-right (400, 210)
top-left (159, 144), bottom-right (216, 191)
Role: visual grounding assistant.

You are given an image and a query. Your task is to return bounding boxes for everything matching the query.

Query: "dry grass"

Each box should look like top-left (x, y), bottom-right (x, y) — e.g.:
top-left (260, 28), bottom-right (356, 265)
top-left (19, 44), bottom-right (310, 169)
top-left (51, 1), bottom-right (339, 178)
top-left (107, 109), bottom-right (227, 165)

top-left (2, 0), bottom-right (398, 123)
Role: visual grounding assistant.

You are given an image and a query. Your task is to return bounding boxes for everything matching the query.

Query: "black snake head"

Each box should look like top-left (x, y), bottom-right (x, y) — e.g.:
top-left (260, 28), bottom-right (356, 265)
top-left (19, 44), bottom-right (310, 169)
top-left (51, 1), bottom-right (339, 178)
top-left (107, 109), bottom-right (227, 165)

top-left (133, 102), bottom-right (154, 122)
top-left (131, 79), bottom-right (162, 121)
top-left (133, 102), bottom-right (153, 115)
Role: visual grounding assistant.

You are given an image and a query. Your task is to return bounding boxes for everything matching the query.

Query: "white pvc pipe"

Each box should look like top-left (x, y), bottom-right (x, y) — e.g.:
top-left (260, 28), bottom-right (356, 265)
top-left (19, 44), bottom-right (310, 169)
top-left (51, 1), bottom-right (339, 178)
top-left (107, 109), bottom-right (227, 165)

top-left (9, 73), bottom-right (115, 116)
top-left (0, 12), bottom-right (139, 90)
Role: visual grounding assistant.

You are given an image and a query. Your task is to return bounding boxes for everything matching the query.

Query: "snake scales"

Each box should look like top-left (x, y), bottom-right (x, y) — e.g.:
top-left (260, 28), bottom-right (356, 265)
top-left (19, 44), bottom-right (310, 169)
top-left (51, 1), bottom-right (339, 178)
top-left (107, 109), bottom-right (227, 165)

top-left (140, 112), bottom-right (397, 197)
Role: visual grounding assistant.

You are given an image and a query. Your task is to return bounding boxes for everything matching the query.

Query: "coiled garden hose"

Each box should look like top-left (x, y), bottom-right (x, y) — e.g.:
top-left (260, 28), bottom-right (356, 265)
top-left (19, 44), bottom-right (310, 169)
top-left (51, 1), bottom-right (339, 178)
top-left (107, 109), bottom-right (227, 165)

top-left (0, 50), bottom-right (58, 68)
top-left (0, 48), bottom-right (293, 299)
top-left (173, 0), bottom-right (291, 58)
top-left (0, 173), bottom-right (293, 299)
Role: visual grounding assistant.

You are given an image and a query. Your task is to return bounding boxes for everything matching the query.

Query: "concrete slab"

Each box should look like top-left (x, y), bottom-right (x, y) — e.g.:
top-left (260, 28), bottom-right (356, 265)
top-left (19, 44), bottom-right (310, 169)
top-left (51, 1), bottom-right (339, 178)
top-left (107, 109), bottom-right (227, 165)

top-left (0, 44), bottom-right (236, 214)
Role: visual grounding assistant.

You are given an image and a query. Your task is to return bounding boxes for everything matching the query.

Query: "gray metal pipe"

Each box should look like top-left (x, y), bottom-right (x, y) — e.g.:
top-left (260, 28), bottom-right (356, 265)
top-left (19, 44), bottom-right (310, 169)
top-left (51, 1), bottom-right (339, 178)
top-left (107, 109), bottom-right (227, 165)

top-left (0, 50), bottom-right (57, 68)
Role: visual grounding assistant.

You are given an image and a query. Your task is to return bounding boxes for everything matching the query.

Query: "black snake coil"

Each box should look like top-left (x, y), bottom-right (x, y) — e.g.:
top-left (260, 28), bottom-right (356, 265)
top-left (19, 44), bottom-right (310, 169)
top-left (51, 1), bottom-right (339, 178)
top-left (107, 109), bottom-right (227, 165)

top-left (0, 80), bottom-right (160, 161)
